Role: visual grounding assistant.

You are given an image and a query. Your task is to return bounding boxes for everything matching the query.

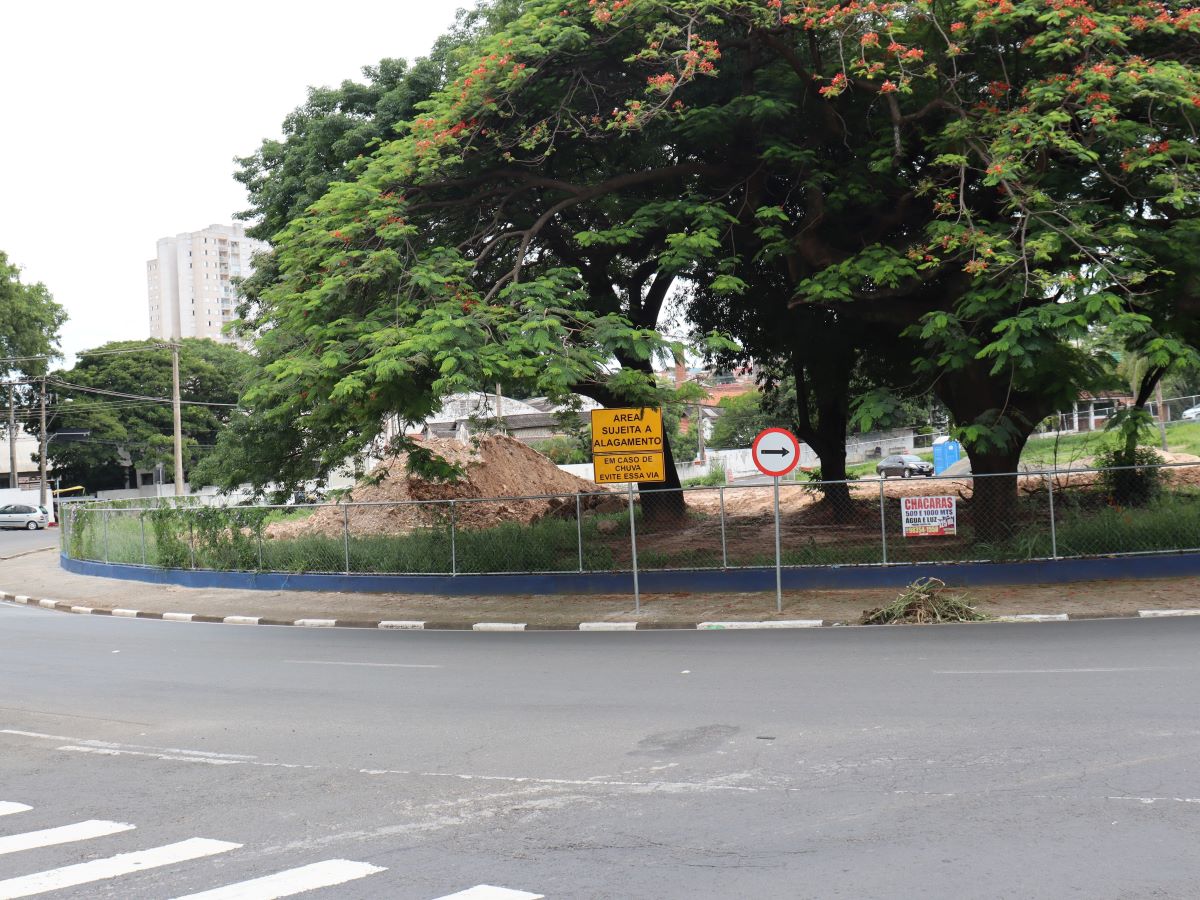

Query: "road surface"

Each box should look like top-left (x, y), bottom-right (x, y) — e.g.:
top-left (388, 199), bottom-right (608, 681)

top-left (0, 604), bottom-right (1198, 898)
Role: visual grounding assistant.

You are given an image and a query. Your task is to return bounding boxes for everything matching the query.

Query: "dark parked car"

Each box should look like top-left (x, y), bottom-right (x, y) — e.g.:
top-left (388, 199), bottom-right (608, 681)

top-left (876, 454), bottom-right (934, 478)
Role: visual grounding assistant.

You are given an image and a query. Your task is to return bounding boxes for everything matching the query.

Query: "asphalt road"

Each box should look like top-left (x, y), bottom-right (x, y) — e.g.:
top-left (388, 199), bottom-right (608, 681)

top-left (0, 606), bottom-right (1198, 899)
top-left (0, 527), bottom-right (60, 559)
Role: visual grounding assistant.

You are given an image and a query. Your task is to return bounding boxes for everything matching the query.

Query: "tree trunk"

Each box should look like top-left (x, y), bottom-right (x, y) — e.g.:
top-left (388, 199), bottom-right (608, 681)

top-left (934, 364), bottom-right (1046, 545)
top-left (806, 434), bottom-right (852, 512)
top-left (964, 444), bottom-right (1026, 545)
top-left (639, 429), bottom-right (687, 529)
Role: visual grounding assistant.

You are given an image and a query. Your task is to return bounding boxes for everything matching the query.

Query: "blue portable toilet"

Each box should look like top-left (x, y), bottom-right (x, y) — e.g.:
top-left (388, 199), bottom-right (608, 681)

top-left (933, 439), bottom-right (962, 474)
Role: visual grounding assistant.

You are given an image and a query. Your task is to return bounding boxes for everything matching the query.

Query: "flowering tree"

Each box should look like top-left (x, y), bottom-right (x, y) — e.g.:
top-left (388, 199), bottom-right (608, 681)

top-left (221, 0), bottom-right (1200, 530)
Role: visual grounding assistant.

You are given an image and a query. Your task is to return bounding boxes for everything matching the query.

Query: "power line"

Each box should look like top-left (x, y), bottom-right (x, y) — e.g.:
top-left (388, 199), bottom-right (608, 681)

top-left (47, 379), bottom-right (239, 408)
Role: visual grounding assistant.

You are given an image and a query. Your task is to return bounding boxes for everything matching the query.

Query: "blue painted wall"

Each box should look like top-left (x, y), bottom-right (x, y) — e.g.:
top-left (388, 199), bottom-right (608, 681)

top-left (61, 553), bottom-right (1200, 595)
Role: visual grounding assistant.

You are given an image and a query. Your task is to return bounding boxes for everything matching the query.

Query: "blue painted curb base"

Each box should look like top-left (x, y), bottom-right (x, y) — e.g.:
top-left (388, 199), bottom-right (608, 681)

top-left (60, 553), bottom-right (1200, 595)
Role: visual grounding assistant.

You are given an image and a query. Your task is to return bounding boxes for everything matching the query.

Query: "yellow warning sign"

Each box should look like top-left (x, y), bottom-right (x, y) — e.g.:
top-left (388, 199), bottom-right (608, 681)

top-left (593, 452), bottom-right (666, 485)
top-left (590, 407), bottom-right (666, 484)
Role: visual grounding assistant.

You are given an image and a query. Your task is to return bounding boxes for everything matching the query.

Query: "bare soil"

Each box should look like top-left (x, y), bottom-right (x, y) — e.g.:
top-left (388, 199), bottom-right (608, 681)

top-left (267, 434), bottom-right (609, 540)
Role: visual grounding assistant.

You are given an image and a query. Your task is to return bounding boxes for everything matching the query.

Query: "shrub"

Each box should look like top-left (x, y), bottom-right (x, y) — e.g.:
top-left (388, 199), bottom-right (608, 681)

top-left (1096, 446), bottom-right (1163, 507)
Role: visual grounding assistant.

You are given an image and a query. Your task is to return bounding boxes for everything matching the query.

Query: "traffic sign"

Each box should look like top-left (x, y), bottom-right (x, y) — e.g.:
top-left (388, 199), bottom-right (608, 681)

top-left (593, 452), bottom-right (666, 485)
top-left (589, 407), bottom-right (666, 484)
top-left (751, 427), bottom-right (801, 477)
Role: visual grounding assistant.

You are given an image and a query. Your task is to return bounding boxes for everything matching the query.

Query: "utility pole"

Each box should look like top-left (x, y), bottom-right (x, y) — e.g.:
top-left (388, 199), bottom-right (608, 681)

top-left (39, 377), bottom-right (48, 506)
top-left (171, 342), bottom-right (184, 495)
top-left (7, 382), bottom-right (17, 490)
top-left (696, 398), bottom-right (706, 464)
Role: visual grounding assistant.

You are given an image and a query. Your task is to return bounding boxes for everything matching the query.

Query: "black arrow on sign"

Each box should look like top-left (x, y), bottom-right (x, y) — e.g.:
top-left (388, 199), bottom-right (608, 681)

top-left (761, 447), bottom-right (790, 456)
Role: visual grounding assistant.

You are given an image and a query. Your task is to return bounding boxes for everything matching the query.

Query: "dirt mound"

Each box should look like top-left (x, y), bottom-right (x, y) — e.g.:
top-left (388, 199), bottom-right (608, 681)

top-left (268, 434), bottom-right (607, 539)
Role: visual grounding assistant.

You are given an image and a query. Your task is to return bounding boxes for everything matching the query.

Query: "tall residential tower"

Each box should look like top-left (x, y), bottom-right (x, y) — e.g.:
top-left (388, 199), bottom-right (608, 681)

top-left (147, 223), bottom-right (268, 343)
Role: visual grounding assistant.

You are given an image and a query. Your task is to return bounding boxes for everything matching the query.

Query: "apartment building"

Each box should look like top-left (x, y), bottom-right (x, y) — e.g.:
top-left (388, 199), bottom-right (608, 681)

top-left (147, 223), bottom-right (269, 343)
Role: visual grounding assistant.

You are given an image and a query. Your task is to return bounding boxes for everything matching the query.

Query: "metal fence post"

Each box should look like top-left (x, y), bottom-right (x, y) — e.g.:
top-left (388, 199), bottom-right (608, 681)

top-left (102, 509), bottom-right (110, 564)
top-left (575, 493), bottom-right (584, 573)
top-left (139, 513), bottom-right (147, 566)
top-left (719, 486), bottom-right (728, 569)
top-left (878, 477), bottom-right (888, 565)
top-left (256, 524), bottom-right (264, 572)
top-left (450, 500), bottom-right (457, 576)
top-left (343, 504), bottom-right (351, 574)
top-left (628, 482), bottom-right (640, 613)
top-left (1047, 473), bottom-right (1058, 559)
top-left (189, 520), bottom-right (196, 569)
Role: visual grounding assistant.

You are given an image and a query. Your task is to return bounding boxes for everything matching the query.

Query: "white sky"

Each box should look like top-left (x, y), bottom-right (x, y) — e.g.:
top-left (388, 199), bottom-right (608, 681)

top-left (0, 0), bottom-right (466, 364)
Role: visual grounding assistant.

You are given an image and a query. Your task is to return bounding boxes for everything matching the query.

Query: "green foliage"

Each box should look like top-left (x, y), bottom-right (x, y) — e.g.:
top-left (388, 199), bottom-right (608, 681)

top-left (531, 435), bottom-right (589, 465)
top-left (682, 464), bottom-right (726, 487)
top-left (1095, 445), bottom-right (1164, 507)
top-left (707, 391), bottom-right (777, 449)
top-left (216, 0), bottom-right (1200, 498)
top-left (47, 340), bottom-right (253, 493)
top-left (0, 251), bottom-right (65, 399)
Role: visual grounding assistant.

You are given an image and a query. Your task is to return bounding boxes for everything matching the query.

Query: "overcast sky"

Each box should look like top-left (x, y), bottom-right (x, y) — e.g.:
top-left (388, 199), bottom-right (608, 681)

top-left (1, 0), bottom-right (466, 364)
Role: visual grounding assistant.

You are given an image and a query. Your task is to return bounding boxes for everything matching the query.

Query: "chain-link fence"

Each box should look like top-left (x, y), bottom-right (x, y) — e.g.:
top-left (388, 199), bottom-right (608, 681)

top-left (60, 461), bottom-right (1200, 577)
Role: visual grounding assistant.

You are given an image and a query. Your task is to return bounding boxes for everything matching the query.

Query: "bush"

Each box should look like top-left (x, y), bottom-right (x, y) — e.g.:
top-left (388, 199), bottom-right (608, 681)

top-left (1095, 446), bottom-right (1163, 506)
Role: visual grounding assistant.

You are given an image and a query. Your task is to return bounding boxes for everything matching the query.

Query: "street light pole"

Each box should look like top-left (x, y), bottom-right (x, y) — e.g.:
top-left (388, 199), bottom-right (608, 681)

top-left (171, 342), bottom-right (184, 496)
top-left (39, 376), bottom-right (48, 506)
top-left (7, 382), bottom-right (16, 490)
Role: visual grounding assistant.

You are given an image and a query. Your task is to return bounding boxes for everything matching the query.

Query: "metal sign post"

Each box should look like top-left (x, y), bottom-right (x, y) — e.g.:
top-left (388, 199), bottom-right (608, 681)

top-left (773, 475), bottom-right (782, 613)
top-left (628, 481), bottom-right (640, 613)
top-left (589, 406), bottom-right (665, 612)
top-left (751, 428), bottom-right (802, 614)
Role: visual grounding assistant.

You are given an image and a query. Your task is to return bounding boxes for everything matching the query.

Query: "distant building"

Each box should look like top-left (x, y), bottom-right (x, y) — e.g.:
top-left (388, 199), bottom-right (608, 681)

top-left (147, 223), bottom-right (269, 343)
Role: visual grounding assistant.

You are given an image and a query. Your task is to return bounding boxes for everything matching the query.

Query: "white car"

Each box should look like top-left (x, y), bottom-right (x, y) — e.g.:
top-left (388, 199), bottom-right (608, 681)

top-left (0, 504), bottom-right (51, 530)
top-left (1181, 405), bottom-right (1200, 421)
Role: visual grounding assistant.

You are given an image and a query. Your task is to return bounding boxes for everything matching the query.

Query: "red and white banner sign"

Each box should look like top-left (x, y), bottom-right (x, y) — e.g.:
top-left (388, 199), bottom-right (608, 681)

top-left (901, 495), bottom-right (957, 537)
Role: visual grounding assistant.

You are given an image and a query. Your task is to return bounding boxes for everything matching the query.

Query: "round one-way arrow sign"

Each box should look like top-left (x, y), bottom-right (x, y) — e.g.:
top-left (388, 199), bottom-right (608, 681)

top-left (751, 427), bottom-right (801, 478)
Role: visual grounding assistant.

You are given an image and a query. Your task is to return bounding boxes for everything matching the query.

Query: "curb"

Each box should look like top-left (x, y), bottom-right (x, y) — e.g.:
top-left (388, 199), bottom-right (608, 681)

top-left (4, 590), bottom-right (1199, 631)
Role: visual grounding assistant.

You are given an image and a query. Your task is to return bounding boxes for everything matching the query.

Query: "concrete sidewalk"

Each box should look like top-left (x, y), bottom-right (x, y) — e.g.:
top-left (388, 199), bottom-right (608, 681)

top-left (4, 548), bottom-right (1200, 629)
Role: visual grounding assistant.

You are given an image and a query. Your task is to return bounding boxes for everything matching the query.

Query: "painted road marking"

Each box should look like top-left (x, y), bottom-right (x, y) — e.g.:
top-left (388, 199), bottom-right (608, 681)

top-left (698, 620), bottom-right (823, 629)
top-left (293, 619), bottom-right (336, 628)
top-left (283, 660), bottom-right (442, 669)
top-left (222, 616), bottom-right (260, 625)
top-left (433, 887), bottom-right (544, 900)
top-left (934, 667), bottom-right (1172, 675)
top-left (0, 837), bottom-right (240, 898)
top-left (378, 620), bottom-right (425, 629)
top-left (1139, 609), bottom-right (1200, 617)
top-left (163, 613), bottom-right (195, 622)
top-left (111, 609), bottom-right (140, 618)
top-left (996, 614), bottom-right (1068, 622)
top-left (0, 804), bottom-right (31, 818)
top-left (0, 820), bottom-right (135, 856)
top-left (171, 859), bottom-right (385, 899)
top-left (579, 622), bottom-right (638, 631)
top-left (472, 623), bottom-right (526, 632)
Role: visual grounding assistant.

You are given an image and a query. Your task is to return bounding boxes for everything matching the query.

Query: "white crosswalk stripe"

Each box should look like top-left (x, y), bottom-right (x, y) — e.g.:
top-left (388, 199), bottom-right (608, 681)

top-left (0, 800), bottom-right (542, 898)
top-left (0, 837), bottom-right (241, 899)
top-left (433, 887), bottom-right (545, 900)
top-left (0, 820), bottom-right (135, 856)
top-left (171, 859), bottom-right (387, 899)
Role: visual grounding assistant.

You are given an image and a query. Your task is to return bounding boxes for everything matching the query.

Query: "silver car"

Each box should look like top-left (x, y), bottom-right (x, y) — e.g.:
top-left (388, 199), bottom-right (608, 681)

top-left (0, 504), bottom-right (51, 530)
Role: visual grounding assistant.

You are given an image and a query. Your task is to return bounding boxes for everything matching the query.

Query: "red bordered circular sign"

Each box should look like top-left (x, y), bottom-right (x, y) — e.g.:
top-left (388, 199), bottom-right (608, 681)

top-left (751, 427), bottom-right (801, 477)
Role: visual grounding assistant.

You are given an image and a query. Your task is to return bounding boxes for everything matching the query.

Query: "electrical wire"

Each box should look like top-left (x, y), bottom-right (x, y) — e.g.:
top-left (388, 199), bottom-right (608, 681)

top-left (47, 379), bottom-right (239, 407)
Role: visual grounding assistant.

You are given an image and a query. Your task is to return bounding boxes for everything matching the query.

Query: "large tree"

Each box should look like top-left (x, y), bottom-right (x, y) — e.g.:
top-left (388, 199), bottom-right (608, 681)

top-left (47, 340), bottom-right (252, 493)
top-left (214, 0), bottom-right (1200, 535)
top-left (0, 252), bottom-right (65, 379)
